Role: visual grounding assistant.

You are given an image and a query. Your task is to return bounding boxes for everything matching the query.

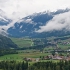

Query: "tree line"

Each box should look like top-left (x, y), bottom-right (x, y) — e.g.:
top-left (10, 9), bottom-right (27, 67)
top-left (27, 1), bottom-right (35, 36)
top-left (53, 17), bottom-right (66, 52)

top-left (0, 60), bottom-right (70, 70)
top-left (0, 61), bottom-right (28, 70)
top-left (0, 49), bottom-right (18, 56)
top-left (29, 60), bottom-right (70, 70)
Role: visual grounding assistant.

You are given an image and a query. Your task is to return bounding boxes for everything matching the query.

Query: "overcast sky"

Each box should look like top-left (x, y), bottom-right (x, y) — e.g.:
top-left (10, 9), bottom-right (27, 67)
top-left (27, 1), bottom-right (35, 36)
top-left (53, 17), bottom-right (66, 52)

top-left (0, 0), bottom-right (70, 20)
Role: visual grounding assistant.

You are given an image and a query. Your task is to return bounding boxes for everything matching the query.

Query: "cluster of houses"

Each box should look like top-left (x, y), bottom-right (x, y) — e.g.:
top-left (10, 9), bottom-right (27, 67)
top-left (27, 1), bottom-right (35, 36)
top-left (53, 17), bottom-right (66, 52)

top-left (23, 39), bottom-right (70, 62)
top-left (44, 54), bottom-right (70, 61)
top-left (23, 52), bottom-right (70, 62)
top-left (59, 41), bottom-right (70, 45)
top-left (24, 57), bottom-right (40, 62)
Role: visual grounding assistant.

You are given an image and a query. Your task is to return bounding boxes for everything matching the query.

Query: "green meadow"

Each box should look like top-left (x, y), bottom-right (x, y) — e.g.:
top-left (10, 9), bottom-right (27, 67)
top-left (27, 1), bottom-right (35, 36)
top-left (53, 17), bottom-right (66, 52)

top-left (0, 52), bottom-right (50, 61)
top-left (10, 38), bottom-right (34, 48)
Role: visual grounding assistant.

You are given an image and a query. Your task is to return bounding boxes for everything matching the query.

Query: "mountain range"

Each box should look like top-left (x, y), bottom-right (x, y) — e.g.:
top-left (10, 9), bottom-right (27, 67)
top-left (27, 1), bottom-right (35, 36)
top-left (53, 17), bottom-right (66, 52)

top-left (0, 8), bottom-right (70, 38)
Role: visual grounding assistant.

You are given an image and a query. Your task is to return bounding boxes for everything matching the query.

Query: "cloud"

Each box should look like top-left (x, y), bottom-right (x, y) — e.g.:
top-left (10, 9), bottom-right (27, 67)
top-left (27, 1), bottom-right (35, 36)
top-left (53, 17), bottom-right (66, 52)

top-left (0, 19), bottom-right (18, 35)
top-left (0, 0), bottom-right (70, 20)
top-left (36, 11), bottom-right (70, 33)
top-left (0, 0), bottom-right (70, 35)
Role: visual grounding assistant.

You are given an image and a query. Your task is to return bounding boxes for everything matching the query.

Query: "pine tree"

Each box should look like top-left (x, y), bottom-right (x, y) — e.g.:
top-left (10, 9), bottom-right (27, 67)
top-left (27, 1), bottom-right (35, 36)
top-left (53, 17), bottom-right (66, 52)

top-left (56, 65), bottom-right (60, 70)
top-left (47, 66), bottom-right (51, 70)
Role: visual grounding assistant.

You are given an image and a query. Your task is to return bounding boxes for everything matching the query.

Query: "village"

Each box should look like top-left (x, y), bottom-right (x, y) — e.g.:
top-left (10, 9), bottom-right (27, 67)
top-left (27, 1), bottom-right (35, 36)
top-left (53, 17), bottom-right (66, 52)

top-left (22, 38), bottom-right (70, 62)
top-left (23, 51), bottom-right (70, 62)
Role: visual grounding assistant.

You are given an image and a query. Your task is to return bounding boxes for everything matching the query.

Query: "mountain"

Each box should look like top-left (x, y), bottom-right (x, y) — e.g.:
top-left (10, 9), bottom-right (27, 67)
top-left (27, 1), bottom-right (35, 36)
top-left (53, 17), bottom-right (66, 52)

top-left (7, 8), bottom-right (70, 38)
top-left (7, 13), bottom-right (53, 37)
top-left (0, 9), bottom-right (9, 25)
top-left (0, 35), bottom-right (18, 49)
top-left (0, 18), bottom-right (9, 25)
top-left (0, 9), bottom-right (70, 38)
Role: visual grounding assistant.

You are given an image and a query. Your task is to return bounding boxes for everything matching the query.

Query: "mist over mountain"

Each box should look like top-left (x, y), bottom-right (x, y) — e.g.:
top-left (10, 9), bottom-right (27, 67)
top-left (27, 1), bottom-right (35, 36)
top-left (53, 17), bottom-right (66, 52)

top-left (0, 8), bottom-right (70, 38)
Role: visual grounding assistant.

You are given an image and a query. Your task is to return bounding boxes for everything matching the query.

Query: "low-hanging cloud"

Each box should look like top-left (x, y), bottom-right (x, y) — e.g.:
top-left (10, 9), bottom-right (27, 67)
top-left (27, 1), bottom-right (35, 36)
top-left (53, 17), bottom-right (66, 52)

top-left (36, 11), bottom-right (70, 33)
top-left (0, 0), bottom-right (70, 35)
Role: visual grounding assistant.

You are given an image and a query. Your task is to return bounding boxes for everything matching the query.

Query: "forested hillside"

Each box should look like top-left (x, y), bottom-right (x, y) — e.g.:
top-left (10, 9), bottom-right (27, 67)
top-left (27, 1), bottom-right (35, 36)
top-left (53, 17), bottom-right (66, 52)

top-left (0, 35), bottom-right (18, 49)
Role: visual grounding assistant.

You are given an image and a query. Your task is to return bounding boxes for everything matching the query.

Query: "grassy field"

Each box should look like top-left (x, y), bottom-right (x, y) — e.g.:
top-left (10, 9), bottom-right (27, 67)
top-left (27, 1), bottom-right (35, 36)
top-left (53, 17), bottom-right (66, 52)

top-left (10, 38), bottom-right (34, 48)
top-left (0, 52), bottom-right (60, 66)
top-left (44, 46), bottom-right (54, 51)
top-left (8, 37), bottom-right (70, 62)
top-left (0, 52), bottom-right (50, 61)
top-left (0, 54), bottom-right (21, 61)
top-left (58, 44), bottom-right (70, 50)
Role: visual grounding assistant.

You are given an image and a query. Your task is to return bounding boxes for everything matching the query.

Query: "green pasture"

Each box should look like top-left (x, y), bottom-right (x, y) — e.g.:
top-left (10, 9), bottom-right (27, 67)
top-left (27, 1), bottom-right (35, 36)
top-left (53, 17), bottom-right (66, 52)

top-left (0, 52), bottom-right (50, 61)
top-left (17, 49), bottom-right (40, 53)
top-left (19, 52), bottom-right (50, 58)
top-left (58, 44), bottom-right (70, 50)
top-left (10, 38), bottom-right (34, 48)
top-left (44, 46), bottom-right (54, 51)
top-left (0, 54), bottom-right (22, 61)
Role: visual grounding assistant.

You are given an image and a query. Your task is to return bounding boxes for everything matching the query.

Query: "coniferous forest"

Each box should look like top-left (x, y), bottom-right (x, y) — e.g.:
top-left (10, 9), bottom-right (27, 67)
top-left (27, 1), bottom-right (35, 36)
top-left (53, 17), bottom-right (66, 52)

top-left (0, 60), bottom-right (70, 70)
